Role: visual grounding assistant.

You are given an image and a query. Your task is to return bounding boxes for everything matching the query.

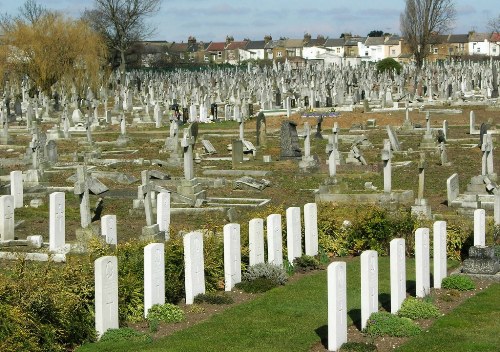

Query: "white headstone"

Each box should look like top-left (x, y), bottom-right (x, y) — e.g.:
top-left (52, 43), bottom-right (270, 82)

top-left (0, 195), bottom-right (15, 241)
top-left (267, 214), bottom-right (283, 267)
top-left (390, 238), bottom-right (406, 314)
top-left (327, 261), bottom-right (347, 351)
top-left (473, 209), bottom-right (486, 246)
top-left (304, 203), bottom-right (318, 256)
top-left (249, 218), bottom-right (265, 266)
top-left (183, 231), bottom-right (206, 304)
top-left (10, 171), bottom-right (23, 208)
top-left (415, 228), bottom-right (430, 298)
top-left (433, 221), bottom-right (447, 289)
top-left (157, 192), bottom-right (170, 240)
top-left (469, 111), bottom-right (476, 134)
top-left (95, 256), bottom-right (119, 338)
top-left (49, 192), bottom-right (65, 251)
top-left (101, 214), bottom-right (117, 245)
top-left (224, 223), bottom-right (241, 291)
top-left (144, 243), bottom-right (165, 317)
top-left (446, 173), bottom-right (459, 205)
top-left (361, 250), bottom-right (378, 330)
top-left (286, 207), bottom-right (302, 264)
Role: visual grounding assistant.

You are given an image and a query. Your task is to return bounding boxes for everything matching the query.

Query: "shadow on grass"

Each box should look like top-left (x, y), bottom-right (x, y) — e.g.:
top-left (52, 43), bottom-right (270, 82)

top-left (348, 308), bottom-right (361, 330)
top-left (315, 324), bottom-right (328, 349)
top-left (379, 293), bottom-right (391, 312)
top-left (406, 279), bottom-right (416, 296)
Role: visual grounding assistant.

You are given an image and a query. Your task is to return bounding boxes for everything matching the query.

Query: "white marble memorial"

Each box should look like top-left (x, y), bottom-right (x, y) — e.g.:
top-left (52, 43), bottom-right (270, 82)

top-left (183, 231), bottom-right (206, 304)
top-left (224, 223), bottom-right (241, 291)
top-left (286, 207), bottom-right (302, 264)
top-left (433, 221), bottom-right (447, 289)
top-left (49, 192), bottom-right (65, 251)
top-left (157, 191), bottom-right (171, 240)
top-left (474, 209), bottom-right (486, 246)
top-left (95, 256), bottom-right (119, 338)
top-left (0, 195), bottom-right (15, 241)
top-left (304, 203), bottom-right (318, 256)
top-left (144, 243), bottom-right (165, 317)
top-left (101, 214), bottom-right (117, 245)
top-left (327, 261), bottom-right (347, 351)
top-left (361, 250), bottom-right (378, 330)
top-left (10, 171), bottom-right (23, 209)
top-left (390, 238), bottom-right (406, 314)
top-left (249, 218), bottom-right (265, 266)
top-left (267, 214), bottom-right (283, 267)
top-left (415, 228), bottom-right (430, 298)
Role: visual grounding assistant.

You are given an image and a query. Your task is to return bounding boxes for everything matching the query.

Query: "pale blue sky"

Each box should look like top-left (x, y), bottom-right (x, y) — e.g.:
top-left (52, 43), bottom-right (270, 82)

top-left (1, 0), bottom-right (498, 42)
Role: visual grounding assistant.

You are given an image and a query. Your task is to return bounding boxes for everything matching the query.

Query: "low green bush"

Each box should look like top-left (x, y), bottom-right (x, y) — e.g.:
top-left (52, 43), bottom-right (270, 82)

top-left (441, 275), bottom-right (475, 291)
top-left (99, 328), bottom-right (151, 344)
top-left (376, 57), bottom-right (402, 74)
top-left (397, 297), bottom-right (440, 319)
top-left (339, 342), bottom-right (377, 352)
top-left (242, 263), bottom-right (288, 285)
top-left (364, 312), bottom-right (421, 337)
top-left (293, 255), bottom-right (320, 271)
top-left (146, 303), bottom-right (185, 323)
top-left (235, 277), bottom-right (277, 293)
top-left (194, 292), bottom-right (234, 305)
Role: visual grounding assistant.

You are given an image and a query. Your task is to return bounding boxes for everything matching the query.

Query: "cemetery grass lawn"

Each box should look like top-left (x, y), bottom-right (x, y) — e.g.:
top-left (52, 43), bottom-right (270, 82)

top-left (396, 283), bottom-right (500, 352)
top-left (78, 257), bottom-right (462, 352)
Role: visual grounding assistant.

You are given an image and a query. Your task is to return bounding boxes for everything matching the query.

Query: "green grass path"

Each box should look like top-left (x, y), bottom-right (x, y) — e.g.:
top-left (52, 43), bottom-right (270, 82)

top-left (78, 258), bottom-right (423, 352)
top-left (396, 283), bottom-right (500, 352)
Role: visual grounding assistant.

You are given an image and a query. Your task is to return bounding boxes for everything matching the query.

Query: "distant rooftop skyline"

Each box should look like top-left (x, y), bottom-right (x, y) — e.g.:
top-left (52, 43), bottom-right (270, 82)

top-left (1, 0), bottom-right (498, 42)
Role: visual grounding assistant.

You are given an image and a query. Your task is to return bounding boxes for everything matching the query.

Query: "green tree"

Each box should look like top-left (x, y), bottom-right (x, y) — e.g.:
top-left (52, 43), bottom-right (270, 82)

top-left (376, 58), bottom-right (403, 75)
top-left (367, 30), bottom-right (384, 37)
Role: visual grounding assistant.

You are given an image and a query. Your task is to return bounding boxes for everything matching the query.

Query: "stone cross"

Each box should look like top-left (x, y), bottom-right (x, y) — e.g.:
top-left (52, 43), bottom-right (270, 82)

top-left (381, 139), bottom-right (392, 193)
top-left (74, 165), bottom-right (91, 228)
top-left (138, 170), bottom-right (155, 226)
top-left (181, 124), bottom-right (197, 181)
top-left (481, 133), bottom-right (494, 176)
top-left (417, 152), bottom-right (426, 201)
top-left (303, 122), bottom-right (311, 158)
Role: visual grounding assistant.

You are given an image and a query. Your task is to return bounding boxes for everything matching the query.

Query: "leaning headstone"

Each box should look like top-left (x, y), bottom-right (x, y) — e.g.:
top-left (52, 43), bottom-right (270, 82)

top-left (415, 228), bottom-right (430, 298)
top-left (361, 250), bottom-right (378, 330)
top-left (224, 223), bottom-right (242, 291)
top-left (280, 121), bottom-right (302, 159)
top-left (267, 214), bottom-right (283, 267)
top-left (286, 207), bottom-right (302, 264)
top-left (144, 243), bottom-right (165, 317)
top-left (183, 231), bottom-right (205, 304)
top-left (10, 170), bottom-right (23, 208)
top-left (304, 203), bottom-right (318, 256)
top-left (49, 192), bottom-right (65, 251)
top-left (433, 221), bottom-right (447, 289)
top-left (386, 125), bottom-right (401, 151)
top-left (390, 238), bottom-right (406, 314)
top-left (249, 218), bottom-right (265, 266)
top-left (473, 209), bottom-right (485, 247)
top-left (95, 256), bottom-right (119, 339)
top-left (101, 214), bottom-right (117, 245)
top-left (327, 261), bottom-right (347, 352)
top-left (0, 195), bottom-right (15, 241)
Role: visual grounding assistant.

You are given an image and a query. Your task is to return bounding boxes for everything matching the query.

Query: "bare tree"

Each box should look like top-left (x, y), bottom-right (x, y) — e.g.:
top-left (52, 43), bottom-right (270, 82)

top-left (400, 0), bottom-right (456, 68)
top-left (0, 0), bottom-right (47, 32)
top-left (83, 0), bottom-right (161, 80)
top-left (488, 14), bottom-right (500, 33)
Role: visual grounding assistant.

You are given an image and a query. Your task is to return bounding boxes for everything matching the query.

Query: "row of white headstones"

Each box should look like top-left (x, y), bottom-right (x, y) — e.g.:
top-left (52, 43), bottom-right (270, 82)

top-left (92, 203), bottom-right (320, 338)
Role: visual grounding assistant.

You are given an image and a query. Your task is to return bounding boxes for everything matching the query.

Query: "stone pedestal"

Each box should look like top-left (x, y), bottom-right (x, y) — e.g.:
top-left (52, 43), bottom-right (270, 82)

top-left (177, 178), bottom-right (206, 203)
top-left (462, 246), bottom-right (500, 275)
top-left (411, 198), bottom-right (432, 219)
top-left (299, 155), bottom-right (319, 172)
top-left (419, 134), bottom-right (437, 149)
top-left (141, 224), bottom-right (165, 242)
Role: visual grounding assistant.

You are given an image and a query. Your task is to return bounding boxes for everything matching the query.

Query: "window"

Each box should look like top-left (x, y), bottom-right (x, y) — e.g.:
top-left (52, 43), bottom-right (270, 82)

top-left (493, 47), bottom-right (497, 53)
top-left (365, 51), bottom-right (368, 56)
top-left (336, 48), bottom-right (340, 53)
top-left (391, 49), bottom-right (396, 55)
top-left (180, 53), bottom-right (184, 59)
top-left (217, 51), bottom-right (222, 58)
top-left (204, 55), bottom-right (209, 62)
top-left (477, 47), bottom-right (481, 53)
top-left (449, 47), bottom-right (453, 54)
top-left (277, 51), bottom-right (283, 57)
top-left (433, 48), bottom-right (438, 54)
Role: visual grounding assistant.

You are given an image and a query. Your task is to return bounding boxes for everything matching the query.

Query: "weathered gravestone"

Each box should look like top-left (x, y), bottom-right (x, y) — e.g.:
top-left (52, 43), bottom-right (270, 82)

top-left (280, 121), bottom-right (302, 159)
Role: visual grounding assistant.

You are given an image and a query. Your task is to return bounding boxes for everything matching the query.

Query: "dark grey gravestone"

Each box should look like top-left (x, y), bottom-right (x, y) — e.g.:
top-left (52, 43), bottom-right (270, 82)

top-left (315, 115), bottom-right (323, 139)
top-left (479, 122), bottom-right (490, 147)
top-left (437, 130), bottom-right (446, 143)
top-left (462, 246), bottom-right (499, 275)
top-left (14, 98), bottom-right (22, 116)
top-left (248, 103), bottom-right (254, 116)
top-left (304, 96), bottom-right (309, 107)
top-left (45, 140), bottom-right (58, 164)
top-left (275, 92), bottom-right (281, 107)
top-left (280, 121), bottom-right (302, 159)
top-left (232, 140), bottom-right (244, 165)
top-left (326, 96), bottom-right (332, 107)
